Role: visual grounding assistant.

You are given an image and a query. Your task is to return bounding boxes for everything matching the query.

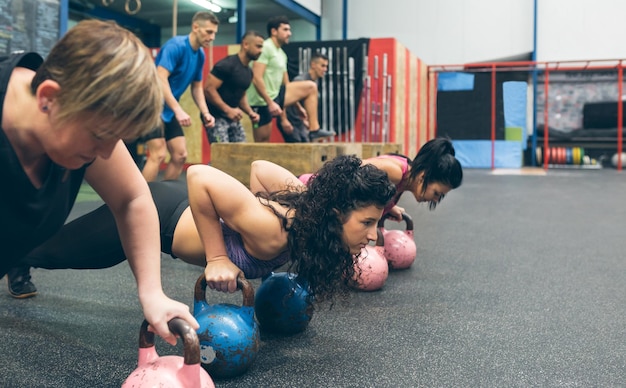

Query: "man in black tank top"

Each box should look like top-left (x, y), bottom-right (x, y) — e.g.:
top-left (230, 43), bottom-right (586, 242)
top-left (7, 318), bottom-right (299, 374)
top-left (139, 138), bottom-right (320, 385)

top-left (203, 31), bottom-right (264, 143)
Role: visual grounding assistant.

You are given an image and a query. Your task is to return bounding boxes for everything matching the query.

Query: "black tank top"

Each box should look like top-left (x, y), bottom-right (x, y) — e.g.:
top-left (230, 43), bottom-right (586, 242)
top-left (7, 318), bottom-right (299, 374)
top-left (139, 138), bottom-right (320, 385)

top-left (0, 52), bottom-right (88, 275)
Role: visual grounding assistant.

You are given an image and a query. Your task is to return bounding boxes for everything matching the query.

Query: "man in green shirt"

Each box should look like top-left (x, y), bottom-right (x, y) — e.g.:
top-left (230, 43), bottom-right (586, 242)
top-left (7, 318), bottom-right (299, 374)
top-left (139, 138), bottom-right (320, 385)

top-left (247, 16), bottom-right (335, 142)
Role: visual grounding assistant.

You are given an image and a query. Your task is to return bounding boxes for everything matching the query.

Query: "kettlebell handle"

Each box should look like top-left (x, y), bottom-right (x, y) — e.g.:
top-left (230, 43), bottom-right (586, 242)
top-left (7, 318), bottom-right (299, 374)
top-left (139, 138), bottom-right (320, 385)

top-left (375, 228), bottom-right (384, 247)
top-left (194, 274), bottom-right (255, 307)
top-left (377, 212), bottom-right (414, 231)
top-left (138, 318), bottom-right (201, 365)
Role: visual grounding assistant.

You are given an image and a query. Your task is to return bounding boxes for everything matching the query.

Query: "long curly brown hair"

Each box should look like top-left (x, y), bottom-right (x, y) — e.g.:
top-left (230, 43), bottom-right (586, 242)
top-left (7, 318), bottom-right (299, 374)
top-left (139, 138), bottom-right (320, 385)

top-left (257, 155), bottom-right (396, 302)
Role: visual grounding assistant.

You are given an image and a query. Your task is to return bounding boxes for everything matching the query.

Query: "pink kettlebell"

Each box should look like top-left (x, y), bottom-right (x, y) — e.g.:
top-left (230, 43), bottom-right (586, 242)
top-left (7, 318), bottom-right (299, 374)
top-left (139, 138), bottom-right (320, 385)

top-left (378, 212), bottom-right (417, 270)
top-left (122, 318), bottom-right (215, 388)
top-left (350, 229), bottom-right (388, 291)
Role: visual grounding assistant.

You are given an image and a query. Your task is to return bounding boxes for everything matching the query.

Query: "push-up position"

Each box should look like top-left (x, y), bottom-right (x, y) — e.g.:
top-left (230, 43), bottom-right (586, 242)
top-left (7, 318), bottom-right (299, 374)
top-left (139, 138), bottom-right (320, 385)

top-left (23, 155), bottom-right (395, 301)
top-left (1, 19), bottom-right (197, 344)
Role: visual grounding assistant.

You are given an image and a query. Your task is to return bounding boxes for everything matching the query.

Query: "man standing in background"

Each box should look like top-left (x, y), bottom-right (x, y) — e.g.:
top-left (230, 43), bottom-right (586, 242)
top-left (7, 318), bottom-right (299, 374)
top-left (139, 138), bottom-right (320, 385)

top-left (203, 31), bottom-right (264, 143)
top-left (142, 11), bottom-right (218, 181)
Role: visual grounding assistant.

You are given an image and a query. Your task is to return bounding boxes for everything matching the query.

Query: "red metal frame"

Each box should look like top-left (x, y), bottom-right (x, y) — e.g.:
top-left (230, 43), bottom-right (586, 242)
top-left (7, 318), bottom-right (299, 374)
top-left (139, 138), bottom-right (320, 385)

top-left (430, 58), bottom-right (626, 73)
top-left (428, 58), bottom-right (626, 170)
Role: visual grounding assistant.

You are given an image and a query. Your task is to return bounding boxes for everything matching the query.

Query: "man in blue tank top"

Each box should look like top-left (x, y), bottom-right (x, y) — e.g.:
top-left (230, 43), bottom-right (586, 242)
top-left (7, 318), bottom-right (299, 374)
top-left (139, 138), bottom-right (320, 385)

top-left (141, 11), bottom-right (218, 182)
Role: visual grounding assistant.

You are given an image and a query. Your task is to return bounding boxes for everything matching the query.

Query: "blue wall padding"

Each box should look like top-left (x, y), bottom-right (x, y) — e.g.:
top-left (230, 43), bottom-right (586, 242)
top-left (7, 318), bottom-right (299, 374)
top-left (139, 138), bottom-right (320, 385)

top-left (437, 72), bottom-right (475, 91)
top-left (503, 81), bottom-right (528, 148)
top-left (452, 140), bottom-right (522, 168)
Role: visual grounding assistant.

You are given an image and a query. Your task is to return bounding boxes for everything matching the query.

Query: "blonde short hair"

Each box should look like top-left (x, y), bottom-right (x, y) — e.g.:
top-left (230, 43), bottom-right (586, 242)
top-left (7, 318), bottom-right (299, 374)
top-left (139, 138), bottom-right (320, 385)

top-left (31, 19), bottom-right (163, 140)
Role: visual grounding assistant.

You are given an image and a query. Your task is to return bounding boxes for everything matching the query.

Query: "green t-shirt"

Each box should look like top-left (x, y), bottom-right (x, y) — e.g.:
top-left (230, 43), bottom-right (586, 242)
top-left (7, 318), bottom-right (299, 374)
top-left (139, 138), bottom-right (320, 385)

top-left (246, 38), bottom-right (287, 107)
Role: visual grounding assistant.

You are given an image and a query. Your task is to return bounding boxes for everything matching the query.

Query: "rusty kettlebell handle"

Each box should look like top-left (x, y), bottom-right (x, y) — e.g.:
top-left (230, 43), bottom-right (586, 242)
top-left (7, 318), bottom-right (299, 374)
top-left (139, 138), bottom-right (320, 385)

top-left (137, 318), bottom-right (201, 365)
top-left (378, 212), bottom-right (414, 231)
top-left (194, 274), bottom-right (255, 307)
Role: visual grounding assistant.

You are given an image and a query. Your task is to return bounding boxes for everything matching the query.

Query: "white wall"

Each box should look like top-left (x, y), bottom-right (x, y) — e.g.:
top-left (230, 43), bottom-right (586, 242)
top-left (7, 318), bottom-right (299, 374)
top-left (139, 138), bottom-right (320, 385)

top-left (294, 0), bottom-right (322, 16)
top-left (537, 0), bottom-right (626, 62)
top-left (341, 0), bottom-right (534, 65)
top-left (327, 0), bottom-right (626, 65)
top-left (321, 0), bottom-right (342, 41)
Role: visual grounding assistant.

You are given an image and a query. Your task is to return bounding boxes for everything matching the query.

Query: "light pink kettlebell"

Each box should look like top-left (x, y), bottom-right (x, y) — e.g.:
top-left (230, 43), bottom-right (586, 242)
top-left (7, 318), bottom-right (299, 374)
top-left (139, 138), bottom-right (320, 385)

top-left (350, 229), bottom-right (388, 291)
top-left (122, 318), bottom-right (215, 388)
top-left (378, 212), bottom-right (417, 270)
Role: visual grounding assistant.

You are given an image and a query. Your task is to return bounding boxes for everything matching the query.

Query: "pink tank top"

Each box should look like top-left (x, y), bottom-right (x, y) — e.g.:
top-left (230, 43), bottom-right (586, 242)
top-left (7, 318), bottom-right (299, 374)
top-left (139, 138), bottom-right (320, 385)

top-left (375, 155), bottom-right (410, 215)
top-left (300, 155), bottom-right (409, 215)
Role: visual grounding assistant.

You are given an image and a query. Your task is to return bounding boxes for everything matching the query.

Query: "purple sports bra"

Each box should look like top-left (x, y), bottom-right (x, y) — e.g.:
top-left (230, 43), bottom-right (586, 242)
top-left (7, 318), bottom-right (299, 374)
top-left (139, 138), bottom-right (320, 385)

top-left (221, 220), bottom-right (290, 279)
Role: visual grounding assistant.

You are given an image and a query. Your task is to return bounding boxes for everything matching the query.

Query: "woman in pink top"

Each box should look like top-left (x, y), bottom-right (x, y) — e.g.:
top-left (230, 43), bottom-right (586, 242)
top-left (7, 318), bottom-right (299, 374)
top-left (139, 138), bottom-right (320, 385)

top-left (301, 138), bottom-right (463, 221)
top-left (363, 137), bottom-right (463, 220)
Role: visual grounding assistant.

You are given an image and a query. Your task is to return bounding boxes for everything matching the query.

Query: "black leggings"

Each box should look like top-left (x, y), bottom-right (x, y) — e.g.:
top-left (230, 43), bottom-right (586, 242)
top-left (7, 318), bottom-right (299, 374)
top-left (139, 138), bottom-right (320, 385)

top-left (24, 204), bottom-right (126, 269)
top-left (24, 181), bottom-right (189, 270)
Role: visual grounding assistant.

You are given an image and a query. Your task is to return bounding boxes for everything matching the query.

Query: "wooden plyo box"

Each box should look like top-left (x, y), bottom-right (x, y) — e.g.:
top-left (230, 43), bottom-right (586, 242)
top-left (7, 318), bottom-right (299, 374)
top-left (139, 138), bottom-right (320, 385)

top-left (211, 143), bottom-right (342, 187)
top-left (382, 143), bottom-right (403, 155)
top-left (334, 142), bottom-right (363, 157)
top-left (361, 143), bottom-right (403, 159)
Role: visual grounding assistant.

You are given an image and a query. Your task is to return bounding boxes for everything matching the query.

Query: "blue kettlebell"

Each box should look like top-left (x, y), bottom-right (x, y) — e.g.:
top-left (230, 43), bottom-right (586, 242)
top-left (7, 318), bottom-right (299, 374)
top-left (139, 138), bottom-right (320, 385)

top-left (254, 272), bottom-right (314, 335)
top-left (193, 274), bottom-right (260, 379)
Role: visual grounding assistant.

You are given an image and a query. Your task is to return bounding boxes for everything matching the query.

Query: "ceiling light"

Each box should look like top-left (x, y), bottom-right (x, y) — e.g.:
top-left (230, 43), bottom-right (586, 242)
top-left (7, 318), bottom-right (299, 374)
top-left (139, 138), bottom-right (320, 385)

top-left (191, 0), bottom-right (222, 13)
top-left (228, 11), bottom-right (238, 24)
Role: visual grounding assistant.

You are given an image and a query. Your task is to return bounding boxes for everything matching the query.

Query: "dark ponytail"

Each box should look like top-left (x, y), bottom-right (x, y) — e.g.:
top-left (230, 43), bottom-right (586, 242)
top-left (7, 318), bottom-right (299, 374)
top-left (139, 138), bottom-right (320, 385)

top-left (410, 137), bottom-right (463, 190)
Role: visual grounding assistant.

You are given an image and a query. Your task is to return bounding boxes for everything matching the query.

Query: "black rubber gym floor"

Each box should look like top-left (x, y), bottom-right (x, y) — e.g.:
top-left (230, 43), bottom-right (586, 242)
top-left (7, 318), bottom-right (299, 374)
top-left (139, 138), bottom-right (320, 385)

top-left (2, 168), bottom-right (626, 387)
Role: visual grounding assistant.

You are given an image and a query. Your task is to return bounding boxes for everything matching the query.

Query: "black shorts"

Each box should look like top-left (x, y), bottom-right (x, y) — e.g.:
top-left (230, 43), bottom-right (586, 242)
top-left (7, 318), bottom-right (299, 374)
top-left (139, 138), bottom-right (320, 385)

top-left (143, 118), bottom-right (185, 141)
top-left (149, 180), bottom-right (189, 256)
top-left (252, 85), bottom-right (286, 127)
top-left (23, 181), bottom-right (190, 270)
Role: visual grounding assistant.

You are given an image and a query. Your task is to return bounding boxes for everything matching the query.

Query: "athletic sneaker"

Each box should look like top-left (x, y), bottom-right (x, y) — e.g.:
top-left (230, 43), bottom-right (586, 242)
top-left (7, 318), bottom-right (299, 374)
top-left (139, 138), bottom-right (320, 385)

top-left (7, 265), bottom-right (37, 299)
top-left (309, 128), bottom-right (336, 141)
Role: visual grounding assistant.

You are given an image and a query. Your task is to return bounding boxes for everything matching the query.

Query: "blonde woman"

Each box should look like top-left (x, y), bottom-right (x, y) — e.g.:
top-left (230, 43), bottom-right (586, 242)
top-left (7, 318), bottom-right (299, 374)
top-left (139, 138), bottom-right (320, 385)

top-left (1, 19), bottom-right (197, 344)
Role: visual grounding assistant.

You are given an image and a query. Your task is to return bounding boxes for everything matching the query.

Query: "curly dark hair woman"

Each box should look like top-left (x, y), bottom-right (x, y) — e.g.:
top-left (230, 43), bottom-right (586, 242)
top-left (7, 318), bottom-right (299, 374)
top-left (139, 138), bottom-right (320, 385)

top-left (282, 155), bottom-right (395, 301)
top-left (23, 155), bottom-right (395, 304)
